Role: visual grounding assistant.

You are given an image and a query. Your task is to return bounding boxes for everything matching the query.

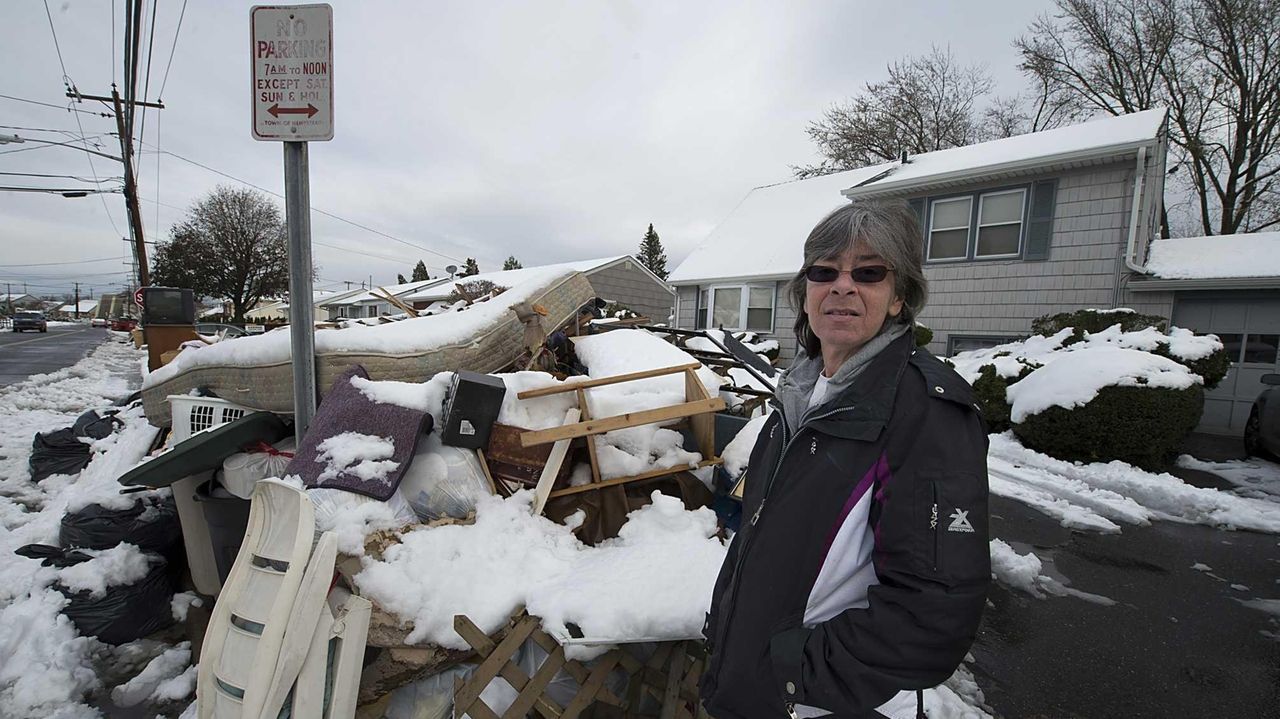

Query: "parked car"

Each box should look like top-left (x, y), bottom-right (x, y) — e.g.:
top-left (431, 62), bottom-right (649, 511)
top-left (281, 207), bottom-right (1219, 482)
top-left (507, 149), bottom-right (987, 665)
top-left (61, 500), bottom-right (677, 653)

top-left (12, 311), bottom-right (48, 333)
top-left (1244, 373), bottom-right (1280, 459)
top-left (90, 317), bottom-right (108, 327)
top-left (194, 323), bottom-right (248, 339)
top-left (109, 316), bottom-right (138, 332)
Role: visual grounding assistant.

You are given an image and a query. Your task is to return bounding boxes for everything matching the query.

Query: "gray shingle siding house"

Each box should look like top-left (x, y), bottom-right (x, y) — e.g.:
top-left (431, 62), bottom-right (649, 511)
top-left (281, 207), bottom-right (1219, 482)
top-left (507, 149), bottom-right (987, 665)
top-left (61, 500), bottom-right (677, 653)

top-left (669, 109), bottom-right (1280, 435)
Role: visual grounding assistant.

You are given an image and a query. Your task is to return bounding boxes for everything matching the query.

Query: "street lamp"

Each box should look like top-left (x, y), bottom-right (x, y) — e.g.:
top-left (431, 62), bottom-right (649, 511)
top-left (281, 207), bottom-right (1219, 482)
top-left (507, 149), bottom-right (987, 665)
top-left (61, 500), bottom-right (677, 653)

top-left (0, 133), bottom-right (123, 162)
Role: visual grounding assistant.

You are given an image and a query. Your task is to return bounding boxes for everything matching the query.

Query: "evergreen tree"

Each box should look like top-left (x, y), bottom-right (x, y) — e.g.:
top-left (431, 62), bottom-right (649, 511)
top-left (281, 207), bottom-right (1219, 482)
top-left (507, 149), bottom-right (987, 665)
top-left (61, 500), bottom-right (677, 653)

top-left (411, 260), bottom-right (430, 282)
top-left (503, 255), bottom-right (523, 270)
top-left (397, 273), bottom-right (408, 284)
top-left (637, 223), bottom-right (668, 279)
top-left (461, 258), bottom-right (481, 277)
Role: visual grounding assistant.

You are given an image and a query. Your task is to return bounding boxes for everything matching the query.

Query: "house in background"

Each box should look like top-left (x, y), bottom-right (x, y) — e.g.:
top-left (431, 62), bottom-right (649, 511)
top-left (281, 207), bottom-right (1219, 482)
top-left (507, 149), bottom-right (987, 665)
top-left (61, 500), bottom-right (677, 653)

top-left (318, 279), bottom-right (441, 320)
top-left (2, 293), bottom-right (39, 312)
top-left (669, 109), bottom-right (1280, 435)
top-left (402, 256), bottom-right (674, 322)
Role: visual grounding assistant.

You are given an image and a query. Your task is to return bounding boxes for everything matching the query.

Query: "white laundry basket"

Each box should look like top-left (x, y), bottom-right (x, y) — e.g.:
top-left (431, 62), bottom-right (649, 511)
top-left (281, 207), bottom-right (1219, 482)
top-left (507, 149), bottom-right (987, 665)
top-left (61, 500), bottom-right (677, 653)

top-left (167, 394), bottom-right (259, 597)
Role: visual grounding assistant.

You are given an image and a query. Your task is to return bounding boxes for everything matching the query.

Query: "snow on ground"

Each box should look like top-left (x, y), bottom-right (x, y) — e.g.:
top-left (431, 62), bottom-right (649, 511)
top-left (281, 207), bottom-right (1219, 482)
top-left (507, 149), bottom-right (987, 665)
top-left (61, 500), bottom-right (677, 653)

top-left (1005, 347), bottom-right (1200, 423)
top-left (1176, 455), bottom-right (1280, 503)
top-left (0, 337), bottom-right (190, 718)
top-left (988, 433), bottom-right (1280, 534)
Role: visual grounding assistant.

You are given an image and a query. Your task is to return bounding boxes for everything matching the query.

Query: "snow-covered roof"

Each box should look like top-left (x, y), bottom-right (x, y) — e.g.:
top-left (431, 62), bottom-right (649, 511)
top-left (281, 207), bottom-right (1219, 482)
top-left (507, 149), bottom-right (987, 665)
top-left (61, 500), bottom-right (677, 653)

top-left (1145, 232), bottom-right (1280, 281)
top-left (843, 109), bottom-right (1168, 199)
top-left (667, 165), bottom-right (891, 284)
top-left (403, 256), bottom-right (664, 303)
top-left (56, 300), bottom-right (99, 313)
top-left (323, 279), bottom-right (445, 307)
top-left (670, 110), bottom-right (1169, 285)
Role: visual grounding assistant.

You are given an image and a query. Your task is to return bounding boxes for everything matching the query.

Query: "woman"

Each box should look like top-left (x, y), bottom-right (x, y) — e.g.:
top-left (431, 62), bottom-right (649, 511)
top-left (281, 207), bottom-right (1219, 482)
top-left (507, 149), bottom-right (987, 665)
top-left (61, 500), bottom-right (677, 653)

top-left (701, 200), bottom-right (990, 719)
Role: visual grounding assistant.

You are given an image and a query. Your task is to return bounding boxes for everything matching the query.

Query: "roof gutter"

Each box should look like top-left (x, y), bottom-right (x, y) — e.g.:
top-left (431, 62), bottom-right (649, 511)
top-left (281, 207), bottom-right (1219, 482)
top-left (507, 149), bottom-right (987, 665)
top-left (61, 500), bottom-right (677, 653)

top-left (1124, 145), bottom-right (1149, 273)
top-left (1126, 276), bottom-right (1280, 291)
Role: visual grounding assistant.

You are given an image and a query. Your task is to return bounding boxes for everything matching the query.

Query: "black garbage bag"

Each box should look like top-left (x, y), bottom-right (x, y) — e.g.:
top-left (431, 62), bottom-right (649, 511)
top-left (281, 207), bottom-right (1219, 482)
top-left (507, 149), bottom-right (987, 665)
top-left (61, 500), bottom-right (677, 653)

top-left (72, 409), bottom-right (123, 440)
top-left (29, 428), bottom-right (92, 482)
top-left (14, 544), bottom-right (176, 645)
top-left (60, 495), bottom-right (183, 560)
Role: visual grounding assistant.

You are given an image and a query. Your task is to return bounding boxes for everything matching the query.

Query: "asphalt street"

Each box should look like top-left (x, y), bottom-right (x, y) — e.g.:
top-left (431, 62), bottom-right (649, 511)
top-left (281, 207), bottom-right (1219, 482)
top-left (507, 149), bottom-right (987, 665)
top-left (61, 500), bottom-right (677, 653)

top-left (0, 323), bottom-right (108, 387)
top-left (975, 488), bottom-right (1280, 719)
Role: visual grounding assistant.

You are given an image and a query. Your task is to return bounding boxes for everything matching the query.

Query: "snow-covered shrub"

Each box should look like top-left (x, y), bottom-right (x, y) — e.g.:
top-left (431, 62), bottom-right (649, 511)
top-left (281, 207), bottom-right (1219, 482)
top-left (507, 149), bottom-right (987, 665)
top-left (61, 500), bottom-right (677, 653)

top-left (971, 360), bottom-right (1037, 433)
top-left (1006, 347), bottom-right (1204, 470)
top-left (1031, 308), bottom-right (1168, 344)
top-left (1013, 384), bottom-right (1203, 470)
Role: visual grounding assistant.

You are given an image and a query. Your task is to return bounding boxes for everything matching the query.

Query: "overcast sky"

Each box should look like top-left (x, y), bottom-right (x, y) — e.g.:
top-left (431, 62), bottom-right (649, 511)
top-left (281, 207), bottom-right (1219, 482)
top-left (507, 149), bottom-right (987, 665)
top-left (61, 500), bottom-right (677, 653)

top-left (2, 0), bottom-right (1054, 298)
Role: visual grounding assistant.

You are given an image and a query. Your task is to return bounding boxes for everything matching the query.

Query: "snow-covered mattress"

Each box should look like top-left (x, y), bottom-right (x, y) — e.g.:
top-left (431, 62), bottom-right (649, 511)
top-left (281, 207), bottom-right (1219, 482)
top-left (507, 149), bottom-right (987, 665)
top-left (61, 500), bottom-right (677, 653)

top-left (140, 270), bottom-right (597, 428)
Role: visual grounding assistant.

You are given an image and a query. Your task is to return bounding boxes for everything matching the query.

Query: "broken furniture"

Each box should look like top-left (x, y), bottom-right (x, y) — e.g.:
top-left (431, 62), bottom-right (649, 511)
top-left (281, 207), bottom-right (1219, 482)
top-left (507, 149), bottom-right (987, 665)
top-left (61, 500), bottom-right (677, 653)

top-left (592, 325), bottom-right (777, 413)
top-left (451, 612), bottom-right (709, 719)
top-left (197, 478), bottom-right (371, 719)
top-left (517, 362), bottom-right (726, 500)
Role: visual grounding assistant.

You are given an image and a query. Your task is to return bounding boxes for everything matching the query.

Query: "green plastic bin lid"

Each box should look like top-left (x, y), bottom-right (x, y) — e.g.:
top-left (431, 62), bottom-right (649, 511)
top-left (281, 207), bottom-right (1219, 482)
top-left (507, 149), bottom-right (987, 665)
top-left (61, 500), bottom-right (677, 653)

top-left (118, 411), bottom-right (290, 488)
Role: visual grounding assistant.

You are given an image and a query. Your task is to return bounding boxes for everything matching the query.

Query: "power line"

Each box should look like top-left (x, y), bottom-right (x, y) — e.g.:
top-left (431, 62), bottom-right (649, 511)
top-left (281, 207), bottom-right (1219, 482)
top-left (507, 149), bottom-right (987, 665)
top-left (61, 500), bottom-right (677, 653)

top-left (0, 185), bottom-right (121, 195)
top-left (136, 0), bottom-right (158, 185)
top-left (42, 0), bottom-right (70, 84)
top-left (0, 93), bottom-right (112, 117)
top-left (0, 171), bottom-right (123, 183)
top-left (146, 145), bottom-right (467, 265)
top-left (0, 256), bottom-right (128, 268)
top-left (157, 0), bottom-right (188, 100)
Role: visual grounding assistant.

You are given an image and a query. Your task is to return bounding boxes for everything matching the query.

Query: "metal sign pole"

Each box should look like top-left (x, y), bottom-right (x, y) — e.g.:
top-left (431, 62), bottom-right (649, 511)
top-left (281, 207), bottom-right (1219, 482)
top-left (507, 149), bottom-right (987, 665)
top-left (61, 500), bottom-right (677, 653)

top-left (284, 140), bottom-right (316, 440)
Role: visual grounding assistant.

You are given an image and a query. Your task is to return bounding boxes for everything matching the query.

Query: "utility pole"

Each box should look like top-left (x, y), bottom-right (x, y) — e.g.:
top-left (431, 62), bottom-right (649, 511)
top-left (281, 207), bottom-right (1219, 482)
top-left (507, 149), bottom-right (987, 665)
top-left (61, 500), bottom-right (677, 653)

top-left (74, 282), bottom-right (80, 319)
top-left (66, 0), bottom-right (163, 289)
top-left (6, 283), bottom-right (11, 315)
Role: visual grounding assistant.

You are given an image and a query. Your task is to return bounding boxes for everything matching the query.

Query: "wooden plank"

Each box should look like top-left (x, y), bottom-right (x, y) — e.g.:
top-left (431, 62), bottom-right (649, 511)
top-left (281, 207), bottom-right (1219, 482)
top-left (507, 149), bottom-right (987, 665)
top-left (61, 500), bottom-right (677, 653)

top-left (503, 645), bottom-right (568, 719)
top-left (561, 652), bottom-right (621, 719)
top-left (453, 615), bottom-right (539, 713)
top-left (521, 398), bottom-right (725, 447)
top-left (452, 616), bottom-right (564, 719)
top-left (516, 363), bottom-right (701, 399)
top-left (577, 389), bottom-right (602, 484)
top-left (533, 409), bottom-right (579, 516)
top-left (374, 287), bottom-right (419, 317)
top-left (476, 450), bottom-right (498, 496)
top-left (658, 643), bottom-right (686, 719)
top-left (548, 460), bottom-right (722, 499)
top-left (684, 369), bottom-right (717, 460)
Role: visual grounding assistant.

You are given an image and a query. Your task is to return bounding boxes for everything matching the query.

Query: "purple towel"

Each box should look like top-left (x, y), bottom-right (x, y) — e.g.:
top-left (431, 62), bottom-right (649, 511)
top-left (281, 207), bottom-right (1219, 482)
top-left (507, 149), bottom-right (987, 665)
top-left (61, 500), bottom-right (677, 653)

top-left (286, 365), bottom-right (432, 501)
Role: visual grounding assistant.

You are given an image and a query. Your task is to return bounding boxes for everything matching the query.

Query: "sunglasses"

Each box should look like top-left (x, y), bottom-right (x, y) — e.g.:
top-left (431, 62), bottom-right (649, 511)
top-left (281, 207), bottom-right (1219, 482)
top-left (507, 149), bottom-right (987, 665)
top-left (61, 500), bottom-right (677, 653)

top-left (803, 265), bottom-right (892, 284)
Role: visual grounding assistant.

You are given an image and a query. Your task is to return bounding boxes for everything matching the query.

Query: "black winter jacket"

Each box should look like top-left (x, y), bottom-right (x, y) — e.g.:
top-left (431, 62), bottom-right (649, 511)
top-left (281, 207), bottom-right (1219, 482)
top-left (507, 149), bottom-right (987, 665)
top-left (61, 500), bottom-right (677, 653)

top-left (701, 332), bottom-right (990, 719)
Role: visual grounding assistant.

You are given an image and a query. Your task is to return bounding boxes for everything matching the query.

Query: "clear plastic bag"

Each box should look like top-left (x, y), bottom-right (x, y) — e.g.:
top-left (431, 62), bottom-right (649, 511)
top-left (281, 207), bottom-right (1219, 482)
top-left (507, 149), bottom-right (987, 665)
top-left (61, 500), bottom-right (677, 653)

top-left (398, 433), bottom-right (493, 521)
top-left (221, 438), bottom-right (297, 499)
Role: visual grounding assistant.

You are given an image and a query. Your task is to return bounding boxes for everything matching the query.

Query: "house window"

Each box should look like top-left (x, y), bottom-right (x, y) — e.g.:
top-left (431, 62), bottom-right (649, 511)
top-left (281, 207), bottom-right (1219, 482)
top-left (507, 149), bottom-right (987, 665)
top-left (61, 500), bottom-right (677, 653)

top-left (698, 284), bottom-right (775, 332)
top-left (1218, 333), bottom-right (1244, 363)
top-left (1243, 334), bottom-right (1279, 364)
top-left (926, 187), bottom-right (1030, 262)
top-left (976, 189), bottom-right (1026, 257)
top-left (928, 197), bottom-right (971, 261)
top-left (947, 335), bottom-right (1013, 356)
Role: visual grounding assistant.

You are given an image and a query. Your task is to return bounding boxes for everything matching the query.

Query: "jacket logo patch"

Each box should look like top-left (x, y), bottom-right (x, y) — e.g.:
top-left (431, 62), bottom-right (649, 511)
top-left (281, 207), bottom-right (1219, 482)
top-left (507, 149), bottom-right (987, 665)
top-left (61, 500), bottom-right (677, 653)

top-left (930, 503), bottom-right (938, 530)
top-left (809, 439), bottom-right (817, 455)
top-left (948, 509), bottom-right (975, 533)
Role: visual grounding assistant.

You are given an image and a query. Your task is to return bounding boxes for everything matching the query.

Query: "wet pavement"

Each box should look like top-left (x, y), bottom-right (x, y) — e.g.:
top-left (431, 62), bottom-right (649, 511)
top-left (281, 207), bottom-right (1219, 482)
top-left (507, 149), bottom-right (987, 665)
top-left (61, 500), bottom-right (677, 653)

top-left (974, 460), bottom-right (1280, 719)
top-left (0, 324), bottom-right (107, 387)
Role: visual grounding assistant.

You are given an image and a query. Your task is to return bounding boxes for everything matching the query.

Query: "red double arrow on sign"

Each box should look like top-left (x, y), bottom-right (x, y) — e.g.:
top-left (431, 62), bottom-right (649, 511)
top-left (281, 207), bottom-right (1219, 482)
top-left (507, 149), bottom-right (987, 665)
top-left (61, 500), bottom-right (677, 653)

top-left (268, 103), bottom-right (319, 118)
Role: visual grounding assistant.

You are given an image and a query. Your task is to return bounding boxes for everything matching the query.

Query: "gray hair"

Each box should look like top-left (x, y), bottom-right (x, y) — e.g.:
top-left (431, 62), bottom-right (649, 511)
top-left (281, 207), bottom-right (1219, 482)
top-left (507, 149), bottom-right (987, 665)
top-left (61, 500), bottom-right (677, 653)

top-left (786, 199), bottom-right (928, 357)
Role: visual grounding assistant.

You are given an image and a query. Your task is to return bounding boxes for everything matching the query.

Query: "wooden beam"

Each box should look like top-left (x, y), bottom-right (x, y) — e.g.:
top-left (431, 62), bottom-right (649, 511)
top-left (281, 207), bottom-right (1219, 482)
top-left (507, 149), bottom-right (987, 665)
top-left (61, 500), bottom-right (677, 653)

top-left (520, 398), bottom-right (725, 447)
top-left (516, 363), bottom-right (701, 399)
top-left (548, 459), bottom-right (722, 498)
top-left (532, 409), bottom-right (578, 516)
top-left (576, 390), bottom-right (602, 485)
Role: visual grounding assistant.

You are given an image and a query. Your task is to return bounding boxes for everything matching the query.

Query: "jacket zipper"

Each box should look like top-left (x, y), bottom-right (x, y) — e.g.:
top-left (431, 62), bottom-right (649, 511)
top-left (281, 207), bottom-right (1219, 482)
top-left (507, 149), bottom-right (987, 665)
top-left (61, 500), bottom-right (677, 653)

top-left (931, 482), bottom-right (940, 572)
top-left (709, 404), bottom-right (860, 693)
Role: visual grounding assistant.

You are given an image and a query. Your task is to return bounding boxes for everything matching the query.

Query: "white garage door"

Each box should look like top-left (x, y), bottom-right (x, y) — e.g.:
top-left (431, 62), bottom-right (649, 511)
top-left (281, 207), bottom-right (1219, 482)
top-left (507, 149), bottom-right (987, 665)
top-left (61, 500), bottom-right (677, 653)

top-left (1172, 292), bottom-right (1280, 434)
